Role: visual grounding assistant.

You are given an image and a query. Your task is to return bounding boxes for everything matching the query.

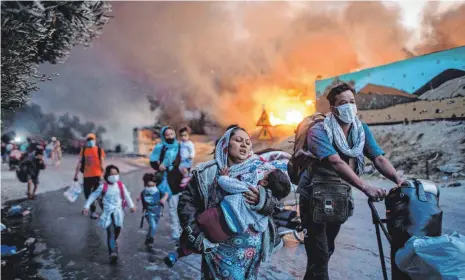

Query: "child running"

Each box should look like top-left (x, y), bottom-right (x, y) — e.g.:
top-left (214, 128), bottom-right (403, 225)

top-left (82, 165), bottom-right (136, 264)
top-left (179, 127), bottom-right (195, 187)
top-left (164, 168), bottom-right (291, 267)
top-left (139, 172), bottom-right (169, 248)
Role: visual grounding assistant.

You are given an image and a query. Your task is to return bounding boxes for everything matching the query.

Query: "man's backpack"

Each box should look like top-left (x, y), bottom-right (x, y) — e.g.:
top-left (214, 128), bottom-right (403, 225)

top-left (80, 146), bottom-right (102, 173)
top-left (16, 160), bottom-right (30, 183)
top-left (287, 113), bottom-right (326, 185)
top-left (101, 181), bottom-right (128, 208)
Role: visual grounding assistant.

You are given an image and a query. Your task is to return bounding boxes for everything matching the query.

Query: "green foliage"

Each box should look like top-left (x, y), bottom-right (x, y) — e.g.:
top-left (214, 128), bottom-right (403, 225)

top-left (1, 1), bottom-right (111, 111)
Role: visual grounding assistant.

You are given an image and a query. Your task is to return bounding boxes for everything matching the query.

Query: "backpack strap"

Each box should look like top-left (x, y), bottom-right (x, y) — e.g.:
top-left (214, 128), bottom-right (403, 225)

top-left (117, 181), bottom-right (127, 207)
top-left (97, 146), bottom-right (102, 164)
top-left (101, 182), bottom-right (127, 208)
top-left (102, 183), bottom-right (109, 197)
top-left (140, 190), bottom-right (147, 211)
top-left (159, 145), bottom-right (167, 165)
top-left (174, 143), bottom-right (182, 168)
top-left (81, 146), bottom-right (101, 172)
top-left (80, 147), bottom-right (86, 173)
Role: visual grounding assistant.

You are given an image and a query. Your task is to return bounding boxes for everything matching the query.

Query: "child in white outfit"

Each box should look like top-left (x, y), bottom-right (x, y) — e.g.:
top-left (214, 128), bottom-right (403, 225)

top-left (82, 164), bottom-right (136, 264)
top-left (179, 127), bottom-right (195, 187)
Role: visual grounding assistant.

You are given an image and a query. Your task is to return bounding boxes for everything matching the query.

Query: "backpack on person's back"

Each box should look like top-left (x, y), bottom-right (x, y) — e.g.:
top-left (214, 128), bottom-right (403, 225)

top-left (287, 113), bottom-right (326, 185)
top-left (16, 160), bottom-right (30, 183)
top-left (80, 146), bottom-right (103, 173)
top-left (101, 180), bottom-right (128, 209)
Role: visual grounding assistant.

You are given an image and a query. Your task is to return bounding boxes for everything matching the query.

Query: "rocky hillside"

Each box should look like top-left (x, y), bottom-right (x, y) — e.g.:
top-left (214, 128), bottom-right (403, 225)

top-left (414, 69), bottom-right (465, 97)
top-left (273, 121), bottom-right (465, 182)
top-left (368, 121), bottom-right (465, 181)
top-left (418, 76), bottom-right (465, 100)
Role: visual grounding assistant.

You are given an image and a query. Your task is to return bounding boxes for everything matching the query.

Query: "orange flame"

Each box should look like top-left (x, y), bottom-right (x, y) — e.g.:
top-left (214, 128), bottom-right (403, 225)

top-left (269, 110), bottom-right (304, 126)
top-left (262, 89), bottom-right (314, 126)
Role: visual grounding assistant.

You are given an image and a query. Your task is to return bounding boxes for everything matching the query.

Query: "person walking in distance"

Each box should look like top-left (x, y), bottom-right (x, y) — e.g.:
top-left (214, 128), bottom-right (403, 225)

top-left (25, 149), bottom-right (46, 200)
top-left (74, 133), bottom-right (106, 219)
top-left (51, 137), bottom-right (62, 167)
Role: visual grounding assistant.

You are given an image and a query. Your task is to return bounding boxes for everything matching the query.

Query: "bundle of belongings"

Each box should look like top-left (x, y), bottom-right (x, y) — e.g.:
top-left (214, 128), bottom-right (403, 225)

top-left (395, 232), bottom-right (465, 279)
top-left (385, 179), bottom-right (465, 280)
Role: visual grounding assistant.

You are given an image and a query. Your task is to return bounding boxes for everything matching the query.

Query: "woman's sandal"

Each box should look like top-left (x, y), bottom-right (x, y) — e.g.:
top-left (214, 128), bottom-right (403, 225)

top-left (110, 252), bottom-right (118, 264)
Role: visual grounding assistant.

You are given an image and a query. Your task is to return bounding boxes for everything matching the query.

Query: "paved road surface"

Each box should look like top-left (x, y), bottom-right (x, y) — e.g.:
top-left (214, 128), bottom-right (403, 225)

top-left (2, 163), bottom-right (464, 280)
top-left (1, 155), bottom-right (145, 204)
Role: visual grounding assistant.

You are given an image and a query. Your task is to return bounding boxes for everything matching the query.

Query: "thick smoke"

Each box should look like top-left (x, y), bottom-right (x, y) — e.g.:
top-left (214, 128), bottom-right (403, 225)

top-left (415, 2), bottom-right (465, 55)
top-left (31, 1), bottom-right (465, 145)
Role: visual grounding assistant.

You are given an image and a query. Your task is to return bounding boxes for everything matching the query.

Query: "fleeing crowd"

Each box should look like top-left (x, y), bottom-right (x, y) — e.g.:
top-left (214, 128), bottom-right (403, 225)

top-left (2, 136), bottom-right (62, 199)
top-left (68, 83), bottom-right (405, 280)
top-left (1, 136), bottom-right (62, 169)
top-left (76, 128), bottom-right (197, 263)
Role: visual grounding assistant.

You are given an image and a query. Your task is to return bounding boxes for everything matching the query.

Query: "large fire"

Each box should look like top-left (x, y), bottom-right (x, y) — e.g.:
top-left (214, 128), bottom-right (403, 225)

top-left (266, 97), bottom-right (314, 126)
top-left (269, 110), bottom-right (304, 126)
top-left (252, 86), bottom-right (316, 127)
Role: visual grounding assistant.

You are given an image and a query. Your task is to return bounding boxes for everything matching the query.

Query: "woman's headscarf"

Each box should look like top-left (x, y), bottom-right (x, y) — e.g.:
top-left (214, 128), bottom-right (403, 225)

top-left (160, 126), bottom-right (178, 148)
top-left (214, 127), bottom-right (291, 186)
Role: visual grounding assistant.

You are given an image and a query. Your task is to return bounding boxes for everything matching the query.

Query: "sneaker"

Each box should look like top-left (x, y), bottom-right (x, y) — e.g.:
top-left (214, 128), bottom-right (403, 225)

top-left (163, 252), bottom-right (177, 268)
top-left (90, 212), bottom-right (99, 220)
top-left (145, 237), bottom-right (154, 246)
top-left (109, 252), bottom-right (118, 264)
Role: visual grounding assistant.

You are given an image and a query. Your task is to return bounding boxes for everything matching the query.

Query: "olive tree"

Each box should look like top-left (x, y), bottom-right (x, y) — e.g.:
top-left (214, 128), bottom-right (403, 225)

top-left (1, 1), bottom-right (111, 112)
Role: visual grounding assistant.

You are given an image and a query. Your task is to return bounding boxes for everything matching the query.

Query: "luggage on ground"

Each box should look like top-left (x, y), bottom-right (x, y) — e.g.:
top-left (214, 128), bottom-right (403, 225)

top-left (385, 178), bottom-right (443, 280)
top-left (395, 232), bottom-right (465, 280)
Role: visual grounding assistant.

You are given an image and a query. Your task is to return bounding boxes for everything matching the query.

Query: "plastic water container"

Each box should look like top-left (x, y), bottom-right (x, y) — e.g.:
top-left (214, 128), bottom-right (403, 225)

top-left (64, 182), bottom-right (82, 203)
top-left (1, 245), bottom-right (17, 257)
top-left (7, 205), bottom-right (22, 217)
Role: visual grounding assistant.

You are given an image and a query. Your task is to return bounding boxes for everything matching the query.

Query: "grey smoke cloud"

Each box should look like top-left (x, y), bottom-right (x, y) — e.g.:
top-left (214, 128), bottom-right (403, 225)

top-left (30, 1), bottom-right (465, 147)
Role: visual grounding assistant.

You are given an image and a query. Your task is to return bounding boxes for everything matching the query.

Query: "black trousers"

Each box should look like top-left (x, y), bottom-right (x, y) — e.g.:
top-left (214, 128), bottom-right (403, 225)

top-left (300, 196), bottom-right (342, 280)
top-left (83, 176), bottom-right (102, 213)
top-left (106, 214), bottom-right (121, 255)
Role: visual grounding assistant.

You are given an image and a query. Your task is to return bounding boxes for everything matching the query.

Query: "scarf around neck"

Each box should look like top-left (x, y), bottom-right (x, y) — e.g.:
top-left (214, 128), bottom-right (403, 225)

top-left (323, 114), bottom-right (365, 175)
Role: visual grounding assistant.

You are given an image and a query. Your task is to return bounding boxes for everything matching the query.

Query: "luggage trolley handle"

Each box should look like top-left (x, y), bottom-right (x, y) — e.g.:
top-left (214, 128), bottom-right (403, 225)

top-left (368, 199), bottom-right (392, 280)
top-left (368, 199), bottom-right (392, 245)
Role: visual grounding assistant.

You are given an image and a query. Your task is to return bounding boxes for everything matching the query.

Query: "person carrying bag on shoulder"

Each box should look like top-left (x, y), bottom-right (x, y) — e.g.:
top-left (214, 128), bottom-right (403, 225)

top-left (297, 83), bottom-right (404, 280)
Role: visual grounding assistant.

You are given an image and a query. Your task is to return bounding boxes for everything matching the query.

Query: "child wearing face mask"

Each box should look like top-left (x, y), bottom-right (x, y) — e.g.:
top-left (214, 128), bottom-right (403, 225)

top-left (178, 127), bottom-right (195, 187)
top-left (82, 165), bottom-right (136, 264)
top-left (139, 172), bottom-right (169, 248)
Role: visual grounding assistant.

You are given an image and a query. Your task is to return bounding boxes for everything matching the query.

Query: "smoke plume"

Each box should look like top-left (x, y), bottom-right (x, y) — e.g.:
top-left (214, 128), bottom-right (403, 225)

top-left (30, 1), bottom-right (465, 145)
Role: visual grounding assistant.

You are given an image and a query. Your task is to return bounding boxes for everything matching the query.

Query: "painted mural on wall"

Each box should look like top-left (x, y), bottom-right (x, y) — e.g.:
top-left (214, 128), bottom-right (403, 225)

top-left (315, 46), bottom-right (465, 123)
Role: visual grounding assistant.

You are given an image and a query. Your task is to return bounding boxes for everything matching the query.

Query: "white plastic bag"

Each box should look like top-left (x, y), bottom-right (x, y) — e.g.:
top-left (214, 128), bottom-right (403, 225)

top-left (63, 182), bottom-right (82, 203)
top-left (395, 232), bottom-right (465, 280)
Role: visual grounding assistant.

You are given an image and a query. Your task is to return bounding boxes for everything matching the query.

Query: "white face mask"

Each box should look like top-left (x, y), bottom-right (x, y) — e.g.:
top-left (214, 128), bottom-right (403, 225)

top-left (336, 103), bottom-right (357, 124)
top-left (108, 175), bottom-right (119, 184)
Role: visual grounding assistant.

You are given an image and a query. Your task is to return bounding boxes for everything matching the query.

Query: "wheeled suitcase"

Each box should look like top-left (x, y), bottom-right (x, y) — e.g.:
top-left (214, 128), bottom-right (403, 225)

top-left (368, 179), bottom-right (442, 280)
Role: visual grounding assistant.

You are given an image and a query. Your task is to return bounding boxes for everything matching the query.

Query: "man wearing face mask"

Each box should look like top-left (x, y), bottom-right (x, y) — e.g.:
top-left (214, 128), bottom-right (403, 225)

top-left (74, 133), bottom-right (106, 220)
top-left (298, 83), bottom-right (404, 280)
top-left (149, 126), bottom-right (183, 241)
